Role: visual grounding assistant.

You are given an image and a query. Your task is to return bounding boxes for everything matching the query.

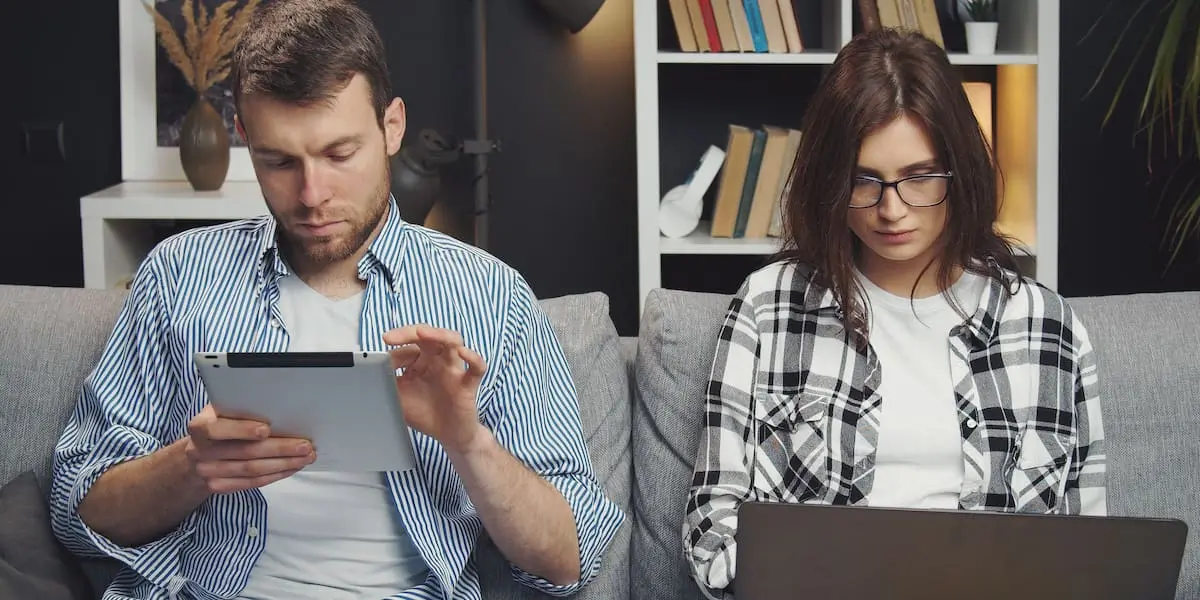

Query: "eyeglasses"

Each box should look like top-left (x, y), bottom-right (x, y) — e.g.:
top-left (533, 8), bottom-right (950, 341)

top-left (849, 172), bottom-right (953, 208)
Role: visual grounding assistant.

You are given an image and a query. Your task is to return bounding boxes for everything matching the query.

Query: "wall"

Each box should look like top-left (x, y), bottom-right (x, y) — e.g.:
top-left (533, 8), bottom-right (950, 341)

top-left (485, 0), bottom-right (639, 335)
top-left (1058, 1), bottom-right (1200, 296)
top-left (4, 1), bottom-right (1195, 337)
top-left (5, 0), bottom-right (122, 288)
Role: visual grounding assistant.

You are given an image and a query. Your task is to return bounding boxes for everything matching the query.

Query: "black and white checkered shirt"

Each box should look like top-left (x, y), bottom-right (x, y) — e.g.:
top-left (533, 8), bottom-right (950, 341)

top-left (682, 260), bottom-right (1106, 600)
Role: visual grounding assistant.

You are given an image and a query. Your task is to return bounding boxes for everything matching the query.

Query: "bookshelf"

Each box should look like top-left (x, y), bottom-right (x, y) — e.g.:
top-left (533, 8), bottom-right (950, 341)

top-left (635, 0), bottom-right (1060, 313)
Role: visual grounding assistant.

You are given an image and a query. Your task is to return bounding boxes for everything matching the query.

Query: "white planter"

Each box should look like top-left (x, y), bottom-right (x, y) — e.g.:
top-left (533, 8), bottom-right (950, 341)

top-left (965, 21), bottom-right (998, 55)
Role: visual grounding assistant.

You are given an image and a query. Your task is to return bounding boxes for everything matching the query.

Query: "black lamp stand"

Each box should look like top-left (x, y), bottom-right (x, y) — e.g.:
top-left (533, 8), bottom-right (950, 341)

top-left (391, 0), bottom-right (604, 250)
top-left (470, 0), bottom-right (496, 250)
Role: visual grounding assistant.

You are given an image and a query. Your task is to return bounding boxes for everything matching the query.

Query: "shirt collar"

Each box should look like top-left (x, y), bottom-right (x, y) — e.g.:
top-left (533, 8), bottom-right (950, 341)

top-left (254, 195), bottom-right (409, 293)
top-left (805, 257), bottom-right (1017, 344)
top-left (960, 257), bottom-right (1019, 345)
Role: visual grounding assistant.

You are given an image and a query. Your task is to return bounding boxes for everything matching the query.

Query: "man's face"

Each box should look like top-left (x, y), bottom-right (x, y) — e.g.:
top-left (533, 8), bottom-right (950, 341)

top-left (237, 74), bottom-right (405, 270)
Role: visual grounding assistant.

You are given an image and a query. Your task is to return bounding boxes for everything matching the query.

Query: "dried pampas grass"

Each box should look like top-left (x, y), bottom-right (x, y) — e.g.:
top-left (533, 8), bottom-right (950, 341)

top-left (143, 0), bottom-right (261, 94)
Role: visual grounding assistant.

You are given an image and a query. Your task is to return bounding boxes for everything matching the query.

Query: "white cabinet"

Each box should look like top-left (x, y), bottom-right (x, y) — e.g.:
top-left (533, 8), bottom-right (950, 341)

top-left (80, 182), bottom-right (268, 289)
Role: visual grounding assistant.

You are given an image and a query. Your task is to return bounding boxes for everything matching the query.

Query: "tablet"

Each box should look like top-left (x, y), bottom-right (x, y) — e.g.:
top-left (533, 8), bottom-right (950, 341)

top-left (193, 351), bottom-right (417, 472)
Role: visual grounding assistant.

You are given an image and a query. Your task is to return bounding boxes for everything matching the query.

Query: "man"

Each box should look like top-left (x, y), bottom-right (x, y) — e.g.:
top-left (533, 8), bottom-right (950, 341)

top-left (48, 1), bottom-right (624, 599)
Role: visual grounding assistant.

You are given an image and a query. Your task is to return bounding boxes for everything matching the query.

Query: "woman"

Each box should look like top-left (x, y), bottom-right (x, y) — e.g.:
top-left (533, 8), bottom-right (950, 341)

top-left (682, 28), bottom-right (1105, 600)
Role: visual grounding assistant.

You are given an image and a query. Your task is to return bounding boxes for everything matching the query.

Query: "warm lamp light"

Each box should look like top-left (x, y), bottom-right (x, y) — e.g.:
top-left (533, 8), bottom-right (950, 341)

top-left (534, 0), bottom-right (607, 33)
top-left (995, 65), bottom-right (1037, 251)
top-left (962, 82), bottom-right (993, 148)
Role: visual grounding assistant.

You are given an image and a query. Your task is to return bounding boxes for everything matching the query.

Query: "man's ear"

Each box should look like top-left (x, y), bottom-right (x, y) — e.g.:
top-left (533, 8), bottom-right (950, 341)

top-left (235, 114), bottom-right (249, 145)
top-left (383, 97), bottom-right (406, 157)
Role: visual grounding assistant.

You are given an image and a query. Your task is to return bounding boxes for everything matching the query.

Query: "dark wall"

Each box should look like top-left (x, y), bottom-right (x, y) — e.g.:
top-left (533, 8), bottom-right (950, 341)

top-left (5, 2), bottom-right (1195, 337)
top-left (6, 0), bottom-right (122, 288)
top-left (1058, 1), bottom-right (1200, 296)
top-left (486, 0), bottom-right (639, 335)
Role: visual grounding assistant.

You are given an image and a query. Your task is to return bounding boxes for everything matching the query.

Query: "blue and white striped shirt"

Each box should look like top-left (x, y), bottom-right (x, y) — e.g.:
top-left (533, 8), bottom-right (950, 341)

top-left (49, 198), bottom-right (625, 600)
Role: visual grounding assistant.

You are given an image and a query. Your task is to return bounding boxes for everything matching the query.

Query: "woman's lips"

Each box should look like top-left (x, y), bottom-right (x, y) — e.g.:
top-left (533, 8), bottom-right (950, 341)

top-left (876, 229), bottom-right (915, 244)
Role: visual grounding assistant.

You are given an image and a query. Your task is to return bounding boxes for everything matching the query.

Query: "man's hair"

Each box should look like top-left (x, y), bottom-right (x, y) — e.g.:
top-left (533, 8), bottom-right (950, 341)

top-left (230, 0), bottom-right (392, 124)
top-left (776, 28), bottom-right (1021, 340)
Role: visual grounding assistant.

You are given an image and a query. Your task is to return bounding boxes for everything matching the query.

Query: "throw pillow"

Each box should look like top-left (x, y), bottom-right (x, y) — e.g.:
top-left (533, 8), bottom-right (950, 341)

top-left (0, 471), bottom-right (93, 600)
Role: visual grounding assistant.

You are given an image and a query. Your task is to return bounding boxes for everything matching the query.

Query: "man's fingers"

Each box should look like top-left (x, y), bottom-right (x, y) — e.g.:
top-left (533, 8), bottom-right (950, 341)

top-left (382, 325), bottom-right (424, 347)
top-left (196, 455), bottom-right (314, 481)
top-left (385, 325), bottom-right (464, 354)
top-left (389, 345), bottom-right (421, 370)
top-left (206, 468), bottom-right (304, 494)
top-left (201, 416), bottom-right (271, 442)
top-left (457, 346), bottom-right (487, 383)
top-left (416, 325), bottom-right (464, 348)
top-left (199, 437), bottom-right (313, 462)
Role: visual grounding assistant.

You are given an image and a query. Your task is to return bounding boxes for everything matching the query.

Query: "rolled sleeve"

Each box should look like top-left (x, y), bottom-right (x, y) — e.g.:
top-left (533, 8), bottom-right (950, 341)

top-left (48, 259), bottom-right (189, 590)
top-left (489, 279), bottom-right (625, 596)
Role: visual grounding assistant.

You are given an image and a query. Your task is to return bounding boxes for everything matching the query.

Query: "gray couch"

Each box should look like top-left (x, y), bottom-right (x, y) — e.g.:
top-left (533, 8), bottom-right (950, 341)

top-left (1, 284), bottom-right (1198, 599)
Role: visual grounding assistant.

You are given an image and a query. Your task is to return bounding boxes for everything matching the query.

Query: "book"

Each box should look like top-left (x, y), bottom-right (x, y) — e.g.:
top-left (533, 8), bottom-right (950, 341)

top-left (777, 0), bottom-right (805, 52)
top-left (728, 0), bottom-right (755, 52)
top-left (667, 0), bottom-right (699, 52)
top-left (710, 125), bottom-right (756, 237)
top-left (732, 128), bottom-right (768, 237)
top-left (768, 128), bottom-right (803, 237)
top-left (744, 126), bottom-right (791, 238)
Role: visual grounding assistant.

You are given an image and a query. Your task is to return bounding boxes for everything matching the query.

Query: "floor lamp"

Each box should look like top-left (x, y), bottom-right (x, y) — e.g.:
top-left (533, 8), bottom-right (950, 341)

top-left (391, 0), bottom-right (606, 251)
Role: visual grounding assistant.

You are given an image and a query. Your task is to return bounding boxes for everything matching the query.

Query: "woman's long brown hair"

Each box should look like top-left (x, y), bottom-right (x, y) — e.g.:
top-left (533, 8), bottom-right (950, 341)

top-left (775, 28), bottom-right (1021, 341)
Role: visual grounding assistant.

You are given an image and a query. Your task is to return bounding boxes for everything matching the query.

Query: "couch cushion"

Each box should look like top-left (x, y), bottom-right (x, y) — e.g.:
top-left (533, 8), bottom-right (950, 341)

top-left (0, 285), bottom-right (631, 599)
top-left (633, 287), bottom-right (1200, 600)
top-left (0, 471), bottom-right (93, 600)
top-left (1067, 291), bottom-right (1200, 598)
top-left (473, 291), bottom-right (632, 599)
top-left (631, 289), bottom-right (730, 600)
top-left (0, 285), bottom-right (129, 492)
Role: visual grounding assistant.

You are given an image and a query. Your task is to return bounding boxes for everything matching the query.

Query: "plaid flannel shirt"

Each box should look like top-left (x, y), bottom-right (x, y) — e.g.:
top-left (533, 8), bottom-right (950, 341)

top-left (683, 260), bottom-right (1106, 600)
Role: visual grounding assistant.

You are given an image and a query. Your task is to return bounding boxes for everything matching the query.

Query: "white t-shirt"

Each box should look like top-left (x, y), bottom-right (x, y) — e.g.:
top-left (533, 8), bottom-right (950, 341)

top-left (858, 269), bottom-right (986, 510)
top-left (237, 274), bottom-right (429, 600)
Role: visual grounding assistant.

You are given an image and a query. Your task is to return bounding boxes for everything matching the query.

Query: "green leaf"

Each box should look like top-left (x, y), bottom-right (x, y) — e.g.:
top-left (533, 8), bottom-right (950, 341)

top-left (1185, 8), bottom-right (1200, 154)
top-left (1165, 185), bottom-right (1200, 266)
top-left (1139, 0), bottom-right (1189, 154)
top-left (1091, 0), bottom-right (1200, 267)
top-left (1089, 0), bottom-right (1159, 128)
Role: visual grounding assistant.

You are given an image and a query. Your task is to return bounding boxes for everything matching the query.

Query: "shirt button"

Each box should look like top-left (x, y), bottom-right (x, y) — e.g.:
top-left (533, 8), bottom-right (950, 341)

top-left (965, 418), bottom-right (978, 429)
top-left (269, 318), bottom-right (281, 329)
top-left (247, 526), bottom-right (260, 538)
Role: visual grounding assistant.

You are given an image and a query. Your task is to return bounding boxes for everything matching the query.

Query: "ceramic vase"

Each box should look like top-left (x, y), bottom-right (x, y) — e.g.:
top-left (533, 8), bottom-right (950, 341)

top-left (179, 97), bottom-right (231, 191)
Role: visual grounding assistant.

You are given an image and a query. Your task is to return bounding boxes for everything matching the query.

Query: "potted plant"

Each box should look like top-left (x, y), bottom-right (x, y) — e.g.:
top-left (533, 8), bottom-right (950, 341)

top-left (1090, 0), bottom-right (1200, 265)
top-left (143, 0), bottom-right (260, 191)
top-left (962, 0), bottom-right (998, 56)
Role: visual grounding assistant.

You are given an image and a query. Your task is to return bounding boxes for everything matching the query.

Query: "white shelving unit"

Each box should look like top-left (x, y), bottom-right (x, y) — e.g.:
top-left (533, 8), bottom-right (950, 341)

top-left (81, 181), bottom-right (268, 289)
top-left (634, 0), bottom-right (1059, 313)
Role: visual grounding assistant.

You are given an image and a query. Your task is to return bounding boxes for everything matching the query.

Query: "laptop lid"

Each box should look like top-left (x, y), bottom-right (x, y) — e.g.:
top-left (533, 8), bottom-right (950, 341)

top-left (734, 501), bottom-right (1188, 600)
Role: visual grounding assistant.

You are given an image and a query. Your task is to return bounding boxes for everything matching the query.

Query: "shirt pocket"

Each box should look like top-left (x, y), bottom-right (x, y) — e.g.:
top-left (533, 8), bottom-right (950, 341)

top-left (751, 392), bottom-right (829, 502)
top-left (1010, 426), bottom-right (1077, 513)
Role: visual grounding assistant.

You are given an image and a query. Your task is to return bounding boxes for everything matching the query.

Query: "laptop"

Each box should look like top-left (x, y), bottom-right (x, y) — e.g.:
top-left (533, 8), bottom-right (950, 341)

top-left (735, 501), bottom-right (1188, 600)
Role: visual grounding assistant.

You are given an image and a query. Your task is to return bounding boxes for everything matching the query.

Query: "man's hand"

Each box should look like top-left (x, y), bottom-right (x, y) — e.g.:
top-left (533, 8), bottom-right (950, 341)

top-left (184, 405), bottom-right (317, 494)
top-left (384, 324), bottom-right (583, 586)
top-left (384, 324), bottom-right (488, 453)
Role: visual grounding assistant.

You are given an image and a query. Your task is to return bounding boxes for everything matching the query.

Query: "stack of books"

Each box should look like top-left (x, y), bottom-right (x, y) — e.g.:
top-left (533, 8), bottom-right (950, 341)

top-left (665, 0), bottom-right (816, 53)
top-left (707, 123), bottom-right (803, 239)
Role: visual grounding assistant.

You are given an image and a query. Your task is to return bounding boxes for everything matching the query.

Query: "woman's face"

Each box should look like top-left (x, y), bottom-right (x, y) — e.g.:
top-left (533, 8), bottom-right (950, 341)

top-left (847, 113), bottom-right (950, 277)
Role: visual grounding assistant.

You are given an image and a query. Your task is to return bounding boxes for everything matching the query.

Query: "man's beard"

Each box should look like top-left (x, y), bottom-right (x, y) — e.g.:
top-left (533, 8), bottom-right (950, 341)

top-left (275, 164), bottom-right (391, 268)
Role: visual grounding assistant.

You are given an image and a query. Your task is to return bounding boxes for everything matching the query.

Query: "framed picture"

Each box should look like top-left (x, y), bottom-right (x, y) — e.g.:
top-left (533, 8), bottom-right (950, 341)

top-left (119, 0), bottom-right (257, 182)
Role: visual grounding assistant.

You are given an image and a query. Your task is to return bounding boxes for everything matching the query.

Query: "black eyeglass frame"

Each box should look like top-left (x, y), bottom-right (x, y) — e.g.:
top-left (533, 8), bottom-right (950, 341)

top-left (849, 171), bottom-right (955, 209)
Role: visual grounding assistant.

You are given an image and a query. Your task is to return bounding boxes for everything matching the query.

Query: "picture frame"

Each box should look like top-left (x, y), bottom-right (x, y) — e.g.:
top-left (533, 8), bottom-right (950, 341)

top-left (119, 0), bottom-right (257, 182)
